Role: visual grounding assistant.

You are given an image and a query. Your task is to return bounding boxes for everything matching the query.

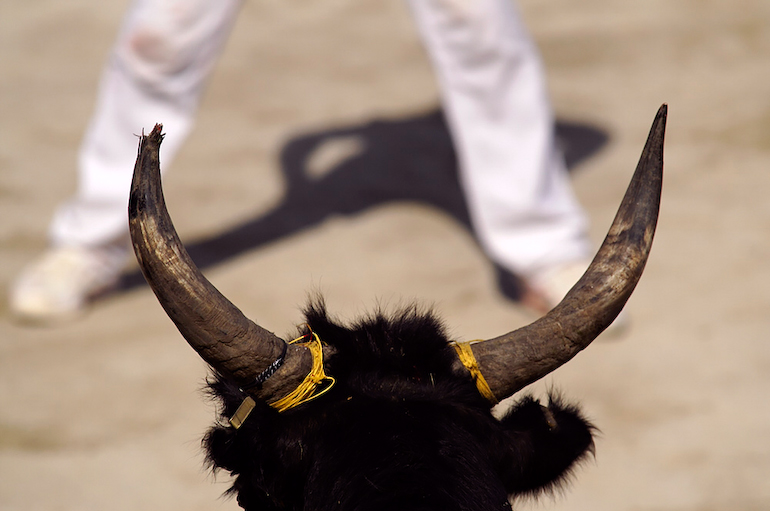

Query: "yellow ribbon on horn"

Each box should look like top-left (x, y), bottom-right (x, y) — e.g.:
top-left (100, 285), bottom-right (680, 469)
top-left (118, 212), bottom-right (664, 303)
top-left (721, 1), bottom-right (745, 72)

top-left (451, 341), bottom-right (498, 404)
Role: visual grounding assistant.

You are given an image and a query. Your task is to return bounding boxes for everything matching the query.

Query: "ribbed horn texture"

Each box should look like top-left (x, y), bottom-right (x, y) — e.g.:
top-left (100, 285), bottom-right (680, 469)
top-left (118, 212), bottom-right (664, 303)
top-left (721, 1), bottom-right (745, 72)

top-left (465, 105), bottom-right (666, 400)
top-left (128, 125), bottom-right (312, 402)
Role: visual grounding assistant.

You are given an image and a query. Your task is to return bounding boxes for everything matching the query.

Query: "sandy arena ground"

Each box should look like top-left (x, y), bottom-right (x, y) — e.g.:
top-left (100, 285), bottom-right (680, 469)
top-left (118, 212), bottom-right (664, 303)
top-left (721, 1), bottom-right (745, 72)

top-left (2, 1), bottom-right (770, 510)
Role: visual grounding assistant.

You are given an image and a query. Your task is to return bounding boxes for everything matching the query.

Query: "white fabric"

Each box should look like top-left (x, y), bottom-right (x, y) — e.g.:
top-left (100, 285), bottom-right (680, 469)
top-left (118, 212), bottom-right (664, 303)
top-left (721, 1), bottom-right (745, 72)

top-left (408, 0), bottom-right (590, 276)
top-left (49, 0), bottom-right (590, 277)
top-left (50, 0), bottom-right (243, 248)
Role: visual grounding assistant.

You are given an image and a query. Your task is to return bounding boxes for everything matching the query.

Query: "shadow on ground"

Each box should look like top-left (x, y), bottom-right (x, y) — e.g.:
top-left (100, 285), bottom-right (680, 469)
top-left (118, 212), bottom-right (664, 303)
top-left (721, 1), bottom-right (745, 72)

top-left (116, 108), bottom-right (608, 302)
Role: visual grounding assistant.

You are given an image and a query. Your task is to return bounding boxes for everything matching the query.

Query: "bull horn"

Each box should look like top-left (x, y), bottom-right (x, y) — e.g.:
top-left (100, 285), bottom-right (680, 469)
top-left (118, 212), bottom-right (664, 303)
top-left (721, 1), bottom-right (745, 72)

top-left (128, 125), bottom-right (312, 402)
top-left (466, 104), bottom-right (667, 400)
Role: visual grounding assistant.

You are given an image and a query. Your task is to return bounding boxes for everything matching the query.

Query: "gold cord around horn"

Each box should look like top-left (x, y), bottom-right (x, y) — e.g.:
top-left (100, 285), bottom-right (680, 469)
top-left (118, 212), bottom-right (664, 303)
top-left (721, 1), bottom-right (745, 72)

top-left (452, 341), bottom-right (499, 404)
top-left (269, 329), bottom-right (336, 413)
top-left (230, 328), bottom-right (335, 428)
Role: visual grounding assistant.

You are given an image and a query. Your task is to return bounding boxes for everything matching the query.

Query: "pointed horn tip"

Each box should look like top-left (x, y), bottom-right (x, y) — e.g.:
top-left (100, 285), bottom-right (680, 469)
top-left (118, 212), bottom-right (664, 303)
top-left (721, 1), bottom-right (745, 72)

top-left (652, 104), bottom-right (668, 136)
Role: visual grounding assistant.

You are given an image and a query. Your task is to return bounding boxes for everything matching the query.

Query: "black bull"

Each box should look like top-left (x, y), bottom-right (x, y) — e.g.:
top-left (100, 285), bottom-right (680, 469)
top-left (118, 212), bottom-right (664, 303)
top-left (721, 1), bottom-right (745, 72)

top-left (127, 106), bottom-right (666, 510)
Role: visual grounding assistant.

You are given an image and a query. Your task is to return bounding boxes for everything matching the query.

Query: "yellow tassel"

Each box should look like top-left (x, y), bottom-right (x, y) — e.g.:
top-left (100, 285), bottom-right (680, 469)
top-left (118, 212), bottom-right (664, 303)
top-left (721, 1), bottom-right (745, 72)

top-left (269, 329), bottom-right (336, 413)
top-left (452, 341), bottom-right (498, 404)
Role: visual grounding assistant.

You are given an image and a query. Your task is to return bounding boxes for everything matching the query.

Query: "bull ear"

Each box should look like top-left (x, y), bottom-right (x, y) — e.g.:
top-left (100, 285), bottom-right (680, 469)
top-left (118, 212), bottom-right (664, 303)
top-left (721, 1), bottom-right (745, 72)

top-left (465, 105), bottom-right (666, 400)
top-left (128, 125), bottom-right (312, 402)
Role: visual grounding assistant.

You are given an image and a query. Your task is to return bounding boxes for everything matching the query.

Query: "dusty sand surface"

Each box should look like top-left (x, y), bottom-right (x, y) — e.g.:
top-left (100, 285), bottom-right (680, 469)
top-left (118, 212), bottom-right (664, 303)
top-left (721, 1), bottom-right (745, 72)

top-left (2, 1), bottom-right (770, 510)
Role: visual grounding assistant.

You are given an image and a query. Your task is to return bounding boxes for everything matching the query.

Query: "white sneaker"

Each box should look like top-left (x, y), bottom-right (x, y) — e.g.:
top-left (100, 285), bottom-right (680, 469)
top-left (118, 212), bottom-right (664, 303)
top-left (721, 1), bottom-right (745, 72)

top-left (523, 260), bottom-right (629, 338)
top-left (9, 244), bottom-right (129, 323)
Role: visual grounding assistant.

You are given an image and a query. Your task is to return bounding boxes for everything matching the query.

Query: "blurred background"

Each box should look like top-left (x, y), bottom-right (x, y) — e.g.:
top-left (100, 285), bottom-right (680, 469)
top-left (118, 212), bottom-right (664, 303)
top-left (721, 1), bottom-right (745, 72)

top-left (2, 1), bottom-right (770, 510)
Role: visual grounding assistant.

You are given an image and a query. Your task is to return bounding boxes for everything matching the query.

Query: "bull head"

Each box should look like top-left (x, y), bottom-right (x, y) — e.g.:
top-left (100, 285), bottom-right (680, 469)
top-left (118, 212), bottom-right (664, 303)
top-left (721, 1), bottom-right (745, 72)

top-left (128, 105), bottom-right (666, 406)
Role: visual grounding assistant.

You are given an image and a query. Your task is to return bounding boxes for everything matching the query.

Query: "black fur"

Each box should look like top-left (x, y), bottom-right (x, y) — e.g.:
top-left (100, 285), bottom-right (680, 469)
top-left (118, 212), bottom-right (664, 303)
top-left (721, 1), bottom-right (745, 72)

top-left (204, 300), bottom-right (595, 511)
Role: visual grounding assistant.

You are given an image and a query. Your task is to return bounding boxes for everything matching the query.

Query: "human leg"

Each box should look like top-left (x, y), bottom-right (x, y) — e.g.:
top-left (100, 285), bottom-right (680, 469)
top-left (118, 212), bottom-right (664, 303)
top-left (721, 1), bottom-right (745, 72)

top-left (408, 0), bottom-right (600, 313)
top-left (52, 0), bottom-right (243, 248)
top-left (11, 0), bottom-right (243, 321)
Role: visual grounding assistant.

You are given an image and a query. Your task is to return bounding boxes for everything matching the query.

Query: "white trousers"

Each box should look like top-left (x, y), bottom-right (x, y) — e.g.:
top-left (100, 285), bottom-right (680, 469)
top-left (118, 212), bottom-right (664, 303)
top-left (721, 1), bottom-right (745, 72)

top-left (50, 0), bottom-right (590, 277)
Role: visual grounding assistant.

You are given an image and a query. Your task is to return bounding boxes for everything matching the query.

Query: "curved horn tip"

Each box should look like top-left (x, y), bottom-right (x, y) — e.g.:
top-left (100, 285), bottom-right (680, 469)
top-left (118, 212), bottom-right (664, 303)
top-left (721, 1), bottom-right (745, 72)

top-left (649, 103), bottom-right (667, 149)
top-left (642, 104), bottom-right (667, 165)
